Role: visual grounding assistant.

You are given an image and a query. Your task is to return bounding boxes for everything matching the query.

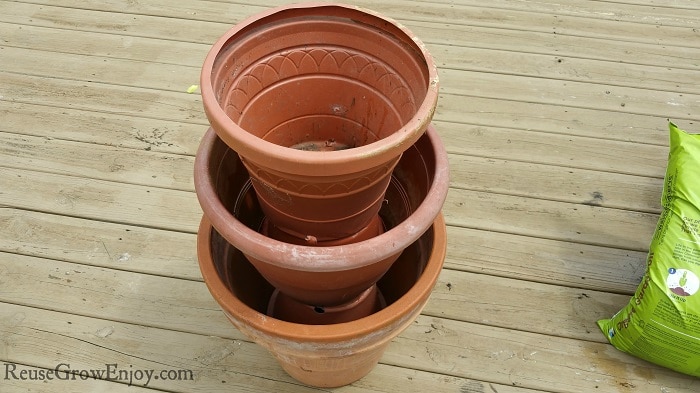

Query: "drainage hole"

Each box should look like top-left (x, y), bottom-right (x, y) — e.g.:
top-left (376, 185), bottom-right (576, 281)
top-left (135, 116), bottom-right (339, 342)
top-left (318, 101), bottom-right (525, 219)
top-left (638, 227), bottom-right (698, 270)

top-left (313, 306), bottom-right (325, 314)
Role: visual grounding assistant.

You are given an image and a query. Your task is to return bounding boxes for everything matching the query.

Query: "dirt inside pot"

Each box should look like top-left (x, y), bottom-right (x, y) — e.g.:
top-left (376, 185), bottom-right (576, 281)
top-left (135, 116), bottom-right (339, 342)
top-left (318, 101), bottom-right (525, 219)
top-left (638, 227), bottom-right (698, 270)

top-left (290, 138), bottom-right (354, 151)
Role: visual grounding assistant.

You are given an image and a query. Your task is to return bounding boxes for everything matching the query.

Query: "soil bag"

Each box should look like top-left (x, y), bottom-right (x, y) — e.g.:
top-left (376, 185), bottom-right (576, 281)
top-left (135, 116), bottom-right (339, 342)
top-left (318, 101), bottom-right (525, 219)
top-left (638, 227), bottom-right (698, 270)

top-left (597, 122), bottom-right (700, 377)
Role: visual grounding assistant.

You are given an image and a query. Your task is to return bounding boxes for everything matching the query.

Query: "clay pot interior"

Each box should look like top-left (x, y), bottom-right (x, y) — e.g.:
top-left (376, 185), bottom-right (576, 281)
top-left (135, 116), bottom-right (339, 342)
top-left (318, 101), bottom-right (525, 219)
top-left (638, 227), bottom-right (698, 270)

top-left (207, 219), bottom-right (433, 325)
top-left (201, 126), bottom-right (438, 308)
top-left (208, 128), bottom-right (434, 239)
top-left (261, 213), bottom-right (385, 246)
top-left (266, 284), bottom-right (386, 325)
top-left (210, 5), bottom-right (431, 150)
top-left (246, 162), bottom-right (397, 241)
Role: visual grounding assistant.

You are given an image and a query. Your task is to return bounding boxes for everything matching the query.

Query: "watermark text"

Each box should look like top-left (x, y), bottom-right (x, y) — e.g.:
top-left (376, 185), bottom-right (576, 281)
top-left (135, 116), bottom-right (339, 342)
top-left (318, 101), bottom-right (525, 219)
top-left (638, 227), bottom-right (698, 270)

top-left (3, 363), bottom-right (194, 387)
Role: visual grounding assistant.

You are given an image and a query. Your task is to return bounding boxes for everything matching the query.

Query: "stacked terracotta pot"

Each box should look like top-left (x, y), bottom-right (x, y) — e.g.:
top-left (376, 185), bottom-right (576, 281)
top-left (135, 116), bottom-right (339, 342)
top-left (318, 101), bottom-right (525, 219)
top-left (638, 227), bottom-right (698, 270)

top-left (194, 3), bottom-right (449, 387)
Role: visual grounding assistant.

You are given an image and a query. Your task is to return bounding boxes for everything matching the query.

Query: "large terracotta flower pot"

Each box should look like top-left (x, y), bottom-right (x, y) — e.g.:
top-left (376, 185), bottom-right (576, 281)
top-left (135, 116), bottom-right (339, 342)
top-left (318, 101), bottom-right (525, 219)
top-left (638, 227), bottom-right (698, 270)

top-left (197, 213), bottom-right (447, 387)
top-left (194, 125), bottom-right (449, 307)
top-left (200, 3), bottom-right (439, 240)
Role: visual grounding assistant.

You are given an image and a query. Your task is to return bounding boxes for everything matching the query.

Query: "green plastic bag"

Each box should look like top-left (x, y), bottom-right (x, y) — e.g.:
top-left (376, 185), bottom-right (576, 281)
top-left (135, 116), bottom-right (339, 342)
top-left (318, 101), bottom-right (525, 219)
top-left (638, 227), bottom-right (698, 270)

top-left (598, 122), bottom-right (700, 377)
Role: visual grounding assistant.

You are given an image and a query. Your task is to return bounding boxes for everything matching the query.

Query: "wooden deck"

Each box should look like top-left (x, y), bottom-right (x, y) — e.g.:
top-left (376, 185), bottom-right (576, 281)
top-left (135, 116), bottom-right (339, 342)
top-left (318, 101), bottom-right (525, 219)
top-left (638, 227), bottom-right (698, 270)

top-left (1, 0), bottom-right (699, 391)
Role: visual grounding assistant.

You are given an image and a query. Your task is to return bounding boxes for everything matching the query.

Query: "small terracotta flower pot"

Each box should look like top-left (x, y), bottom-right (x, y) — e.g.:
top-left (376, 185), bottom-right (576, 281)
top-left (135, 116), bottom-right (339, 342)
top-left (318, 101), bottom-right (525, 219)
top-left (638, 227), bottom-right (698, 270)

top-left (197, 213), bottom-right (447, 387)
top-left (200, 2), bottom-right (439, 240)
top-left (194, 125), bottom-right (449, 307)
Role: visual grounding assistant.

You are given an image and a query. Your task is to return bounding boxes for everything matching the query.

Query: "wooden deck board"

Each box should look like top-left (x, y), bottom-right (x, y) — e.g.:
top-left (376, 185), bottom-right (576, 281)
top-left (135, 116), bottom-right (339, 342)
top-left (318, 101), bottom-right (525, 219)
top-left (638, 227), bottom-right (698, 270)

top-left (0, 162), bottom-right (663, 252)
top-left (2, 0), bottom-right (699, 392)
top-left (0, 249), bottom-right (625, 343)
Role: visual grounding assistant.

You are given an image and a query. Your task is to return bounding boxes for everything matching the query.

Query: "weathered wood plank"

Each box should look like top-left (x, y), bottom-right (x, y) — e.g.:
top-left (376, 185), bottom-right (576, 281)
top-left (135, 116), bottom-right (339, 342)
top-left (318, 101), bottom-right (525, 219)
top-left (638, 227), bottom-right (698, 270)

top-left (0, 207), bottom-right (648, 295)
top-left (432, 45), bottom-right (700, 96)
top-left (381, 19), bottom-right (700, 72)
top-left (438, 121), bottom-right (669, 179)
top-left (9, 0), bottom-right (698, 48)
top-left (0, 208), bottom-right (200, 280)
top-left (1, 100), bottom-right (673, 185)
top-left (444, 188), bottom-right (658, 251)
top-left (449, 154), bottom-right (663, 213)
top-left (2, 44), bottom-right (680, 177)
top-left (15, 0), bottom-right (265, 26)
top-left (6, 42), bottom-right (696, 129)
top-left (8, 33), bottom-right (700, 102)
top-left (384, 316), bottom-right (700, 393)
top-left (0, 70), bottom-right (681, 162)
top-left (5, 0), bottom-right (697, 99)
top-left (0, 72), bottom-right (206, 125)
top-left (435, 97), bottom-right (676, 147)
top-left (0, 1), bottom-right (231, 44)
top-left (4, 39), bottom-right (690, 147)
top-left (6, 14), bottom-right (700, 76)
top-left (1, 46), bottom-right (198, 93)
top-left (0, 22), bottom-right (206, 67)
top-left (0, 102), bottom-right (203, 155)
top-left (0, 250), bottom-right (624, 343)
top-left (430, 0), bottom-right (700, 27)
top-left (429, 268), bottom-right (627, 342)
top-left (0, 165), bottom-right (658, 250)
top-left (0, 252), bottom-right (230, 338)
top-left (2, 303), bottom-right (696, 393)
top-left (0, 132), bottom-right (194, 191)
top-left (263, 0), bottom-right (700, 47)
top-left (2, 21), bottom-right (694, 150)
top-left (439, 68), bottom-right (698, 122)
top-left (444, 225), bottom-right (648, 294)
top-left (0, 304), bottom-right (546, 393)
top-left (0, 119), bottom-right (667, 213)
top-left (606, 0), bottom-right (700, 9)
top-left (0, 302), bottom-right (306, 393)
top-left (21, 0), bottom-right (700, 27)
top-left (28, 0), bottom-right (700, 27)
top-left (0, 167), bottom-right (201, 233)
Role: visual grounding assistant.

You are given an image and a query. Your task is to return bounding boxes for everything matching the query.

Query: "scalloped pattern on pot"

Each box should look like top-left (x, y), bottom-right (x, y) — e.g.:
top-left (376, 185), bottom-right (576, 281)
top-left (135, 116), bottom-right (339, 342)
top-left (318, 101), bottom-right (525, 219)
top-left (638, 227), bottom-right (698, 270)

top-left (223, 46), bottom-right (417, 140)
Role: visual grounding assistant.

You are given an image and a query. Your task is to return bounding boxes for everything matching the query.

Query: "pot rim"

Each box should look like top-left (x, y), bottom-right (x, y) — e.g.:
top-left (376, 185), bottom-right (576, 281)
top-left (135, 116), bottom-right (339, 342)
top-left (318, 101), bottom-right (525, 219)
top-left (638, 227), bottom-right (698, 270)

top-left (194, 124), bottom-right (449, 272)
top-left (197, 213), bottom-right (446, 342)
top-left (200, 2), bottom-right (440, 176)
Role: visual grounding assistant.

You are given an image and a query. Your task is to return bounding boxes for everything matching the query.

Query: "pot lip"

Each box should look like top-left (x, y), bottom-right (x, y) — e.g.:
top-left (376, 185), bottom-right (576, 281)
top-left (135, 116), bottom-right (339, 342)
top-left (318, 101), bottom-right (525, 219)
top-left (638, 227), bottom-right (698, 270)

top-left (200, 2), bottom-right (440, 176)
top-left (194, 124), bottom-right (449, 272)
top-left (197, 213), bottom-right (446, 342)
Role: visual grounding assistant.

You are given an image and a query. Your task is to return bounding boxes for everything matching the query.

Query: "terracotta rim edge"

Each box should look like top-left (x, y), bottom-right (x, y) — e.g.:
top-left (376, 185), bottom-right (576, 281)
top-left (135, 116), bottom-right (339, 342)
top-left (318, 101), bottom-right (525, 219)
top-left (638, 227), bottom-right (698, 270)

top-left (197, 213), bottom-right (447, 343)
top-left (193, 124), bottom-right (449, 272)
top-left (200, 2), bottom-right (440, 176)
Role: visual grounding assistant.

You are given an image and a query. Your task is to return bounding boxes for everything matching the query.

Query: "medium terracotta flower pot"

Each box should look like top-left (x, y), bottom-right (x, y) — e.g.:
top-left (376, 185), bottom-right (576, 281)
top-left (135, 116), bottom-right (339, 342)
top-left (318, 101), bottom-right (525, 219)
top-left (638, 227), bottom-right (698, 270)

top-left (197, 213), bottom-right (447, 387)
top-left (200, 2), bottom-right (439, 240)
top-left (194, 124), bottom-right (449, 307)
